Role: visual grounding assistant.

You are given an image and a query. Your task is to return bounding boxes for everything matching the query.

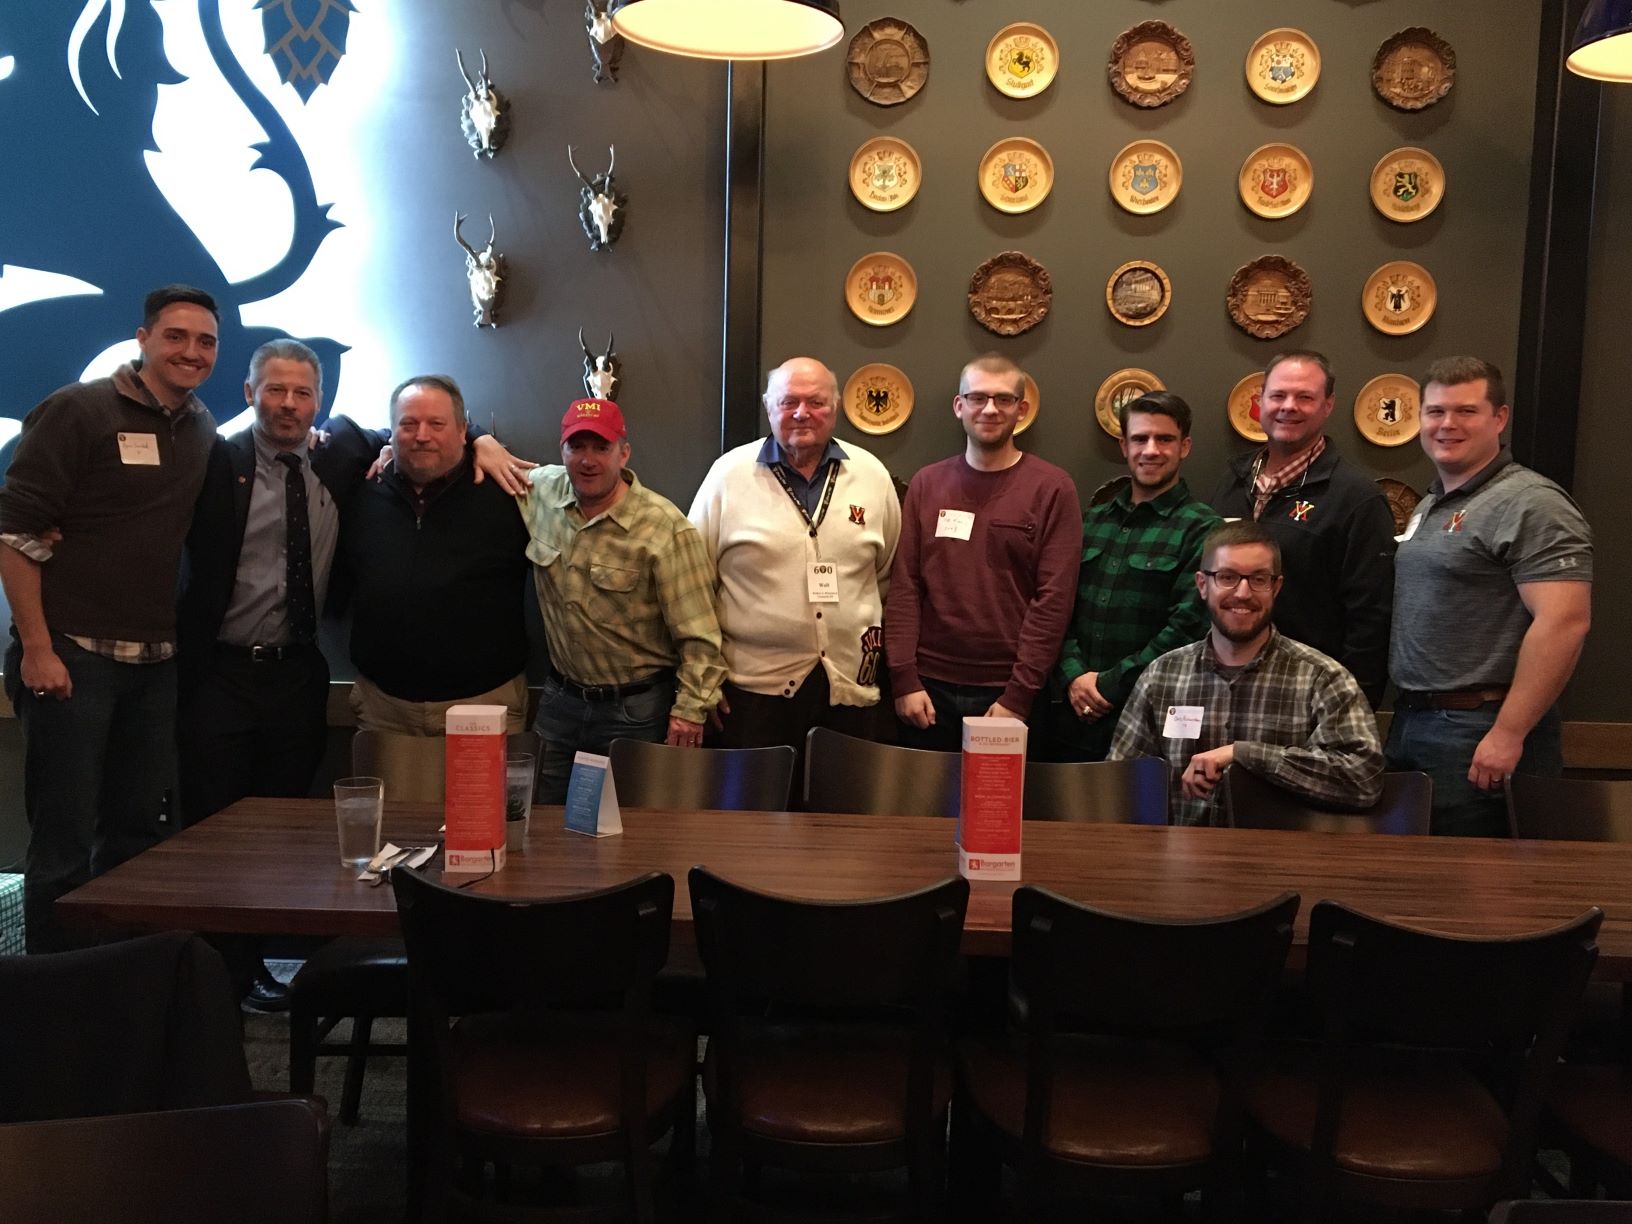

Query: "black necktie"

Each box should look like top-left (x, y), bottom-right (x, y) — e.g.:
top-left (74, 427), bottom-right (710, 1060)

top-left (277, 452), bottom-right (317, 644)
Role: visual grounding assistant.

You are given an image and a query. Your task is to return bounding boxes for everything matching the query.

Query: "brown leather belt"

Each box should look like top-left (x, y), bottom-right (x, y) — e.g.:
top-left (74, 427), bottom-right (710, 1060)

top-left (1395, 687), bottom-right (1509, 711)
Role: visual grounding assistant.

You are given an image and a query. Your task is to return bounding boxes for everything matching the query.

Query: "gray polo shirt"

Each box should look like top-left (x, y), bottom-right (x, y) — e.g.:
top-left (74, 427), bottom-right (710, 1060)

top-left (1390, 451), bottom-right (1591, 693)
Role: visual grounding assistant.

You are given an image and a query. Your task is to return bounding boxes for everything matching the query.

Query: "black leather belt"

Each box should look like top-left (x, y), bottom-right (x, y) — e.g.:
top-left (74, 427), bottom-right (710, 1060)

top-left (216, 642), bottom-right (316, 663)
top-left (1395, 687), bottom-right (1509, 711)
top-left (549, 668), bottom-right (674, 703)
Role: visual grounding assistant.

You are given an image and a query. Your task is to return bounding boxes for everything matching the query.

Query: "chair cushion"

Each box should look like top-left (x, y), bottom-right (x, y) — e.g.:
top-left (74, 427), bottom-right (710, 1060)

top-left (959, 1035), bottom-right (1220, 1166)
top-left (1243, 1045), bottom-right (1509, 1180)
top-left (1549, 1063), bottom-right (1632, 1169)
top-left (289, 938), bottom-right (409, 1016)
top-left (705, 1022), bottom-right (953, 1145)
top-left (450, 1011), bottom-right (695, 1139)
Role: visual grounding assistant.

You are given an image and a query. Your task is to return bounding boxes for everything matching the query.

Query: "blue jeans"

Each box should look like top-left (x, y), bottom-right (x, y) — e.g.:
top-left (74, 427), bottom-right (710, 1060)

top-left (1385, 705), bottom-right (1562, 838)
top-left (531, 675), bottom-right (673, 803)
top-left (895, 676), bottom-right (1008, 753)
top-left (4, 634), bottom-right (178, 951)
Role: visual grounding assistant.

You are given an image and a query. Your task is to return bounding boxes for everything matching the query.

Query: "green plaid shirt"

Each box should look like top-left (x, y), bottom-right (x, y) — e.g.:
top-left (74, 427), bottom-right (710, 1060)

top-left (519, 466), bottom-right (725, 723)
top-left (1058, 479), bottom-right (1219, 713)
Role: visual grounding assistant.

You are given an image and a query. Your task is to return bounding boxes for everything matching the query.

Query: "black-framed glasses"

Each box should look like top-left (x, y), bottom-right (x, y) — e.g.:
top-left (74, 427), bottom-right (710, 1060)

top-left (960, 392), bottom-right (1021, 409)
top-left (1202, 569), bottom-right (1278, 592)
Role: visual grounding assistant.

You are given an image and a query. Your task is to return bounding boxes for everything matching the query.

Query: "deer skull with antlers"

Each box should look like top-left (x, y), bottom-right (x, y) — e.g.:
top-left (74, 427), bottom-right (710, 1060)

top-left (454, 213), bottom-right (507, 329)
top-left (584, 0), bottom-right (625, 84)
top-left (456, 49), bottom-right (511, 160)
top-left (568, 145), bottom-right (627, 252)
top-left (579, 330), bottom-right (621, 401)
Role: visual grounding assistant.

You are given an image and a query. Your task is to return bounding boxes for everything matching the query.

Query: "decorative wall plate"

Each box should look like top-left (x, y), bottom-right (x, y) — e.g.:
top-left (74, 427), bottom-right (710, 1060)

top-left (1108, 21), bottom-right (1195, 108)
top-left (1376, 477), bottom-right (1423, 535)
top-left (849, 136), bottom-right (922, 212)
top-left (987, 23), bottom-right (1059, 98)
top-left (1246, 28), bottom-right (1320, 105)
top-left (968, 251), bottom-right (1052, 336)
top-left (1238, 143), bottom-right (1313, 219)
top-left (843, 363), bottom-right (914, 435)
top-left (1106, 260), bottom-right (1172, 327)
top-left (1354, 373), bottom-right (1422, 447)
top-left (978, 137), bottom-right (1054, 214)
top-left (1094, 368), bottom-right (1166, 439)
top-left (1227, 255), bottom-right (1312, 340)
top-left (1015, 374), bottom-right (1040, 435)
top-left (1373, 28), bottom-right (1456, 111)
top-left (847, 19), bottom-right (930, 107)
top-left (1369, 146), bottom-right (1445, 222)
top-left (1228, 373), bottom-right (1269, 442)
top-left (1109, 139), bottom-right (1182, 215)
top-left (1361, 261), bottom-right (1436, 336)
top-left (845, 252), bottom-right (917, 327)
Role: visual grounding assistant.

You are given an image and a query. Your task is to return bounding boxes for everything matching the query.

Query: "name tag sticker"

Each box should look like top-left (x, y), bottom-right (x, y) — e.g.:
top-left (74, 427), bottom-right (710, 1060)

top-left (807, 561), bottom-right (840, 603)
top-left (935, 509), bottom-right (974, 541)
top-left (1162, 704), bottom-right (1203, 740)
top-left (117, 432), bottom-right (160, 466)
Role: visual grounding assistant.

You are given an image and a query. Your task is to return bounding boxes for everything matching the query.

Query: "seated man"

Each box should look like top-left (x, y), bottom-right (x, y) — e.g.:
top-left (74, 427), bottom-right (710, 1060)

top-left (1108, 521), bottom-right (1383, 826)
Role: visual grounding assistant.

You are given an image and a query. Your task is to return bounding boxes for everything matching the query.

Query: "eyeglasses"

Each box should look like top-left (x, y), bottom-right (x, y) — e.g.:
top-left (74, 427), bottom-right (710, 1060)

top-left (1202, 570), bottom-right (1278, 592)
top-left (776, 396), bottom-right (830, 412)
top-left (960, 392), bottom-right (1021, 409)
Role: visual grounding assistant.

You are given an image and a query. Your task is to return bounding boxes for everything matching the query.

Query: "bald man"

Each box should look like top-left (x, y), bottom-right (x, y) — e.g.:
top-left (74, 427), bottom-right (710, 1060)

top-left (689, 357), bottom-right (901, 768)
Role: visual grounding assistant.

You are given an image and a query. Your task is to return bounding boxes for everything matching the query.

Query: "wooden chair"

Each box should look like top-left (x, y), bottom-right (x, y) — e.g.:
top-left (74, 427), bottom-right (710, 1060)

top-left (1508, 773), bottom-right (1632, 843)
top-left (608, 738), bottom-right (796, 811)
top-left (954, 888), bottom-right (1298, 1219)
top-left (690, 866), bottom-right (969, 1221)
top-left (1022, 756), bottom-right (1169, 824)
top-left (1226, 767), bottom-right (1432, 835)
top-left (0, 1099), bottom-right (328, 1224)
top-left (1242, 900), bottom-right (1603, 1220)
top-left (393, 866), bottom-right (693, 1223)
top-left (289, 731), bottom-right (539, 1122)
top-left (803, 727), bottom-right (961, 818)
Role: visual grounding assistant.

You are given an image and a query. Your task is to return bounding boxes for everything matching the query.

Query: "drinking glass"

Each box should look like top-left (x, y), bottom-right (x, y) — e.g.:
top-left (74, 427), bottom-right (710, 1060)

top-left (333, 776), bottom-right (384, 868)
top-left (505, 752), bottom-right (537, 851)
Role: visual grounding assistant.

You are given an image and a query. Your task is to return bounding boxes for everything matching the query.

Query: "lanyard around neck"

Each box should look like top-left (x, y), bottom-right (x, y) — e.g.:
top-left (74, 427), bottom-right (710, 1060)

top-left (770, 460), bottom-right (840, 538)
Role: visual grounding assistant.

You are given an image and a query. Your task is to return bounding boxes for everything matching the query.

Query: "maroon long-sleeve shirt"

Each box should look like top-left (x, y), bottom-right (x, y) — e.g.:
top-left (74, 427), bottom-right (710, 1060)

top-left (885, 453), bottom-right (1082, 714)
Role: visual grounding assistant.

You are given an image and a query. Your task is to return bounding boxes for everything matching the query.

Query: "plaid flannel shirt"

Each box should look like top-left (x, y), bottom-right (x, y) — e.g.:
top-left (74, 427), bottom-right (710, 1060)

top-left (1109, 630), bottom-right (1384, 826)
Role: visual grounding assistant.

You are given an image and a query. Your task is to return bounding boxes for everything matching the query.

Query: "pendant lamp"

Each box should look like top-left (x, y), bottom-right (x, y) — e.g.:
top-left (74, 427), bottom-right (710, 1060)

top-left (609, 0), bottom-right (843, 61)
top-left (1568, 0), bottom-right (1632, 81)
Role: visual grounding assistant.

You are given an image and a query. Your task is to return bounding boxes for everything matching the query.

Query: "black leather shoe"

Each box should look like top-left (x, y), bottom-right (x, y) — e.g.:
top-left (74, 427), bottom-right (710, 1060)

top-left (242, 973), bottom-right (291, 1014)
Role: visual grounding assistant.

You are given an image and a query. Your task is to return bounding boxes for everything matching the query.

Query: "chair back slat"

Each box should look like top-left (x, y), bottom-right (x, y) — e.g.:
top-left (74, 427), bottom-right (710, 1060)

top-left (1022, 757), bottom-right (1169, 824)
top-left (1508, 773), bottom-right (1632, 842)
top-left (1227, 768), bottom-right (1431, 835)
top-left (608, 739), bottom-right (796, 811)
top-left (803, 727), bottom-right (961, 817)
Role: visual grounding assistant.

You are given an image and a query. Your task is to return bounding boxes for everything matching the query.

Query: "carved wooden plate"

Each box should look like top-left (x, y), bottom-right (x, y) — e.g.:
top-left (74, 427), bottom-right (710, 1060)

top-left (1354, 373), bottom-right (1422, 447)
top-left (968, 251), bottom-right (1052, 337)
top-left (1106, 260), bottom-right (1172, 327)
top-left (1227, 256), bottom-right (1312, 340)
top-left (1373, 28), bottom-right (1456, 111)
top-left (1108, 21), bottom-right (1195, 108)
top-left (1228, 372), bottom-right (1269, 443)
top-left (849, 136), bottom-right (922, 213)
top-left (844, 251), bottom-right (917, 327)
top-left (987, 22), bottom-right (1059, 99)
top-left (1246, 28), bottom-right (1320, 105)
top-left (1369, 146), bottom-right (1445, 223)
top-left (847, 18), bottom-right (930, 107)
top-left (843, 363), bottom-right (914, 435)
top-left (1108, 139), bottom-right (1182, 215)
top-left (1238, 143), bottom-right (1313, 219)
top-left (1361, 261), bottom-right (1437, 336)
top-left (1015, 374), bottom-right (1040, 435)
top-left (1094, 368), bottom-right (1165, 439)
top-left (978, 137), bottom-right (1054, 214)
top-left (1377, 477), bottom-right (1423, 536)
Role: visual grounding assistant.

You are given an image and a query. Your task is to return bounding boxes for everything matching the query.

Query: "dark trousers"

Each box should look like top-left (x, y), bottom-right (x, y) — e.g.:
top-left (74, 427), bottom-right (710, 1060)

top-left (709, 666), bottom-right (887, 805)
top-left (532, 674), bottom-right (673, 804)
top-left (176, 644), bottom-right (330, 827)
top-left (895, 675), bottom-right (1009, 753)
top-left (1386, 705), bottom-right (1562, 838)
top-left (5, 634), bottom-right (177, 953)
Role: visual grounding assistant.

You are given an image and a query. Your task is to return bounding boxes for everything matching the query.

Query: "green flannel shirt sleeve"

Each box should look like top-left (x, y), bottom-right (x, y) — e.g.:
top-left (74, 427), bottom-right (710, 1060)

top-left (655, 520), bottom-right (727, 724)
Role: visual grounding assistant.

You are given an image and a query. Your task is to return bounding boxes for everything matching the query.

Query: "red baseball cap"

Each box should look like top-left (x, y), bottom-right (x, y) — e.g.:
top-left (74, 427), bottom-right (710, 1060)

top-left (560, 397), bottom-right (626, 443)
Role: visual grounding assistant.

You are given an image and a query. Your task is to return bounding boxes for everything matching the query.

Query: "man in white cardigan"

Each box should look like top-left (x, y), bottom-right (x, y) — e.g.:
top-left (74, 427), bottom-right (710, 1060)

top-left (689, 357), bottom-right (902, 769)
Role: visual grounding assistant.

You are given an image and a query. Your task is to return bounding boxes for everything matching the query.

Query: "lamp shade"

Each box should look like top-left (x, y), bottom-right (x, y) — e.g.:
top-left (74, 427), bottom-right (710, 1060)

top-left (1568, 0), bottom-right (1632, 81)
top-left (609, 0), bottom-right (843, 61)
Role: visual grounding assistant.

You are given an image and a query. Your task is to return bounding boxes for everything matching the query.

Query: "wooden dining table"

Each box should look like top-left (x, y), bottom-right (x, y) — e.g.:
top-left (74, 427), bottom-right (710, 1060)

top-left (55, 797), bottom-right (1632, 978)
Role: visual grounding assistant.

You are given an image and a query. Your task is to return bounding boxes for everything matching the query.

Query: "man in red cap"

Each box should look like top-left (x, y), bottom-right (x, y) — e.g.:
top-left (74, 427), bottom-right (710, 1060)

top-left (515, 398), bottom-right (725, 801)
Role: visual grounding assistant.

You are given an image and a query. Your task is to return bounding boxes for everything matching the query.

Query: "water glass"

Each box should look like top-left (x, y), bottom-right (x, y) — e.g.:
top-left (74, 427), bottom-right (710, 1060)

top-left (334, 776), bottom-right (384, 868)
top-left (505, 752), bottom-right (537, 851)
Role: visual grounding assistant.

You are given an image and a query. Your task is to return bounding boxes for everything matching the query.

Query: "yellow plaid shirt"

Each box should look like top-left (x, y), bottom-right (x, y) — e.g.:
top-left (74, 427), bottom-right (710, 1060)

top-left (518, 466), bottom-right (725, 723)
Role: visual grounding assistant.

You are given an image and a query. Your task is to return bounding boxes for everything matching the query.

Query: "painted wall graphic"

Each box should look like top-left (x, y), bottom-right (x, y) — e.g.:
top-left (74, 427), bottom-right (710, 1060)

top-left (257, 0), bottom-right (356, 102)
top-left (0, 0), bottom-right (351, 475)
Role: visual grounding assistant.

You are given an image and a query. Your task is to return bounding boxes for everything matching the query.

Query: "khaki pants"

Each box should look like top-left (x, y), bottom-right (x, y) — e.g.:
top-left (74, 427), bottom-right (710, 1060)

top-left (349, 673), bottom-right (528, 736)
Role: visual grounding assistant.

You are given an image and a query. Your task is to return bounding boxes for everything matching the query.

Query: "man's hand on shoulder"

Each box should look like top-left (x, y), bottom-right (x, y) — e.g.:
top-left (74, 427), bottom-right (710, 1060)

top-left (895, 690), bottom-right (935, 730)
top-left (472, 435), bottom-right (538, 496)
top-left (1181, 744), bottom-right (1234, 799)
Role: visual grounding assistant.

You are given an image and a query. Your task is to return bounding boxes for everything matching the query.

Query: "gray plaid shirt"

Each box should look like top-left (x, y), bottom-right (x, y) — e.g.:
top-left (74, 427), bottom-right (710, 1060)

top-left (1109, 630), bottom-right (1384, 826)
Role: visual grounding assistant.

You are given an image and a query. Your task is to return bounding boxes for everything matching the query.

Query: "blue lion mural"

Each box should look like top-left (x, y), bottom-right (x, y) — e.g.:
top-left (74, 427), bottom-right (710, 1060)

top-left (0, 0), bottom-right (349, 475)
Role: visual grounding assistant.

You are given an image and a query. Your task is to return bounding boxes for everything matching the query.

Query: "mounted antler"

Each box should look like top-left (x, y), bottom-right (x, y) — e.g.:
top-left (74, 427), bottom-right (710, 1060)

top-left (568, 145), bottom-right (627, 252)
top-left (454, 212), bottom-right (506, 329)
